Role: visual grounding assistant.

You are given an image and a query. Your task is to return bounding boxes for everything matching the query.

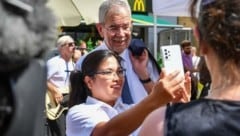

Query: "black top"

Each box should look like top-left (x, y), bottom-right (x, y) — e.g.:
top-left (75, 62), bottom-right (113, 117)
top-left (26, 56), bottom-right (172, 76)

top-left (165, 99), bottom-right (240, 136)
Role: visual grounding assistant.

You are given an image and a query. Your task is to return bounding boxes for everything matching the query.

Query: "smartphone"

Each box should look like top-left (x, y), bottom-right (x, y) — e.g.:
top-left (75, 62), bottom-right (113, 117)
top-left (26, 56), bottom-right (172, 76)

top-left (160, 45), bottom-right (184, 77)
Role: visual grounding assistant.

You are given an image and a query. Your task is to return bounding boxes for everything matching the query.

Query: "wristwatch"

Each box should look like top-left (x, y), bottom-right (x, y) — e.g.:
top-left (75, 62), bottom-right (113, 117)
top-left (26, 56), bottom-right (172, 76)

top-left (139, 77), bottom-right (152, 84)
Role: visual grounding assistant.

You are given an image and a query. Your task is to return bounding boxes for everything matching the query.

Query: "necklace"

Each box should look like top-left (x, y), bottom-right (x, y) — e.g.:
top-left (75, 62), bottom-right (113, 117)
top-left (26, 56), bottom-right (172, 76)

top-left (208, 84), bottom-right (240, 100)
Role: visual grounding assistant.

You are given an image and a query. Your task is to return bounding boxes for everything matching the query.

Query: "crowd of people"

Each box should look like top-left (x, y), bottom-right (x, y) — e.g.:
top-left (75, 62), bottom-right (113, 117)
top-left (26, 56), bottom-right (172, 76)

top-left (3, 0), bottom-right (240, 136)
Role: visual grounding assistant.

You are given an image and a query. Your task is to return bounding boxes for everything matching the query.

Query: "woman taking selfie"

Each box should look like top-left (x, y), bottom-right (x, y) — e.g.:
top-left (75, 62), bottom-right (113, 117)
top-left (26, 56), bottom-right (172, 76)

top-left (66, 50), bottom-right (190, 136)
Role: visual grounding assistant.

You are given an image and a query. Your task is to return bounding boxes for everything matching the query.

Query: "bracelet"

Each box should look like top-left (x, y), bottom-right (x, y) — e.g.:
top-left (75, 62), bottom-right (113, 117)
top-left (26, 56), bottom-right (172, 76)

top-left (139, 77), bottom-right (152, 84)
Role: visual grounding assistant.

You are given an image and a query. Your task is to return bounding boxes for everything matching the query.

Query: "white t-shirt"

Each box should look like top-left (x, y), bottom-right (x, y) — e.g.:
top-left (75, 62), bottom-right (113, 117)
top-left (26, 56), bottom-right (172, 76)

top-left (192, 55), bottom-right (200, 79)
top-left (66, 96), bottom-right (138, 136)
top-left (47, 55), bottom-right (75, 88)
top-left (75, 43), bottom-right (159, 103)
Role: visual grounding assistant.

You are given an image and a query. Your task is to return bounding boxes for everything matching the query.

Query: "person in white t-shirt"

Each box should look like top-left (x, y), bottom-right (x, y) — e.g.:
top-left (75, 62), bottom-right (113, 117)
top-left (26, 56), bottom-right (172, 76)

top-left (191, 46), bottom-right (200, 79)
top-left (46, 35), bottom-right (75, 136)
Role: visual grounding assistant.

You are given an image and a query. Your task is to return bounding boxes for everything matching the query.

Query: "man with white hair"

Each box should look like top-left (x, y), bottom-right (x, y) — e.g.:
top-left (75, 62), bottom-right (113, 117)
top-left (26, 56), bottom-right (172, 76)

top-left (46, 35), bottom-right (75, 136)
top-left (75, 0), bottom-right (160, 105)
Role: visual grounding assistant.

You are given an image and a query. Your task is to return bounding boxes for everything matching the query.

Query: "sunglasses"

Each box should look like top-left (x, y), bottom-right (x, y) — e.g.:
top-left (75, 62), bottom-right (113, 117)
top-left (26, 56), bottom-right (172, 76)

top-left (75, 47), bottom-right (87, 50)
top-left (66, 42), bottom-right (75, 47)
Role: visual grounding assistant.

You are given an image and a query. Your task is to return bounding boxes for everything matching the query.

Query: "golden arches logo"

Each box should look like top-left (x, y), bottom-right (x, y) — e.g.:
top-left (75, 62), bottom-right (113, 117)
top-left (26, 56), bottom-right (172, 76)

top-left (133, 0), bottom-right (145, 12)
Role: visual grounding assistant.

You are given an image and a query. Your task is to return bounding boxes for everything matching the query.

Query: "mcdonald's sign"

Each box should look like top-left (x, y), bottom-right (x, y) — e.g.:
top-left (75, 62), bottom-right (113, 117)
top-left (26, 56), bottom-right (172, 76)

top-left (128, 0), bottom-right (151, 14)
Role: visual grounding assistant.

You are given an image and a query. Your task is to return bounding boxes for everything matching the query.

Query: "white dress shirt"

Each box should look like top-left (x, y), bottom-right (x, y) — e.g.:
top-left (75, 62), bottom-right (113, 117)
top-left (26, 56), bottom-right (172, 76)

top-left (66, 96), bottom-right (138, 136)
top-left (75, 43), bottom-right (159, 103)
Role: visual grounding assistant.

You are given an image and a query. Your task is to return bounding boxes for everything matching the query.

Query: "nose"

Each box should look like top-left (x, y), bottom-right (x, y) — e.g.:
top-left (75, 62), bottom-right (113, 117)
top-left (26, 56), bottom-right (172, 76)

top-left (115, 27), bottom-right (125, 36)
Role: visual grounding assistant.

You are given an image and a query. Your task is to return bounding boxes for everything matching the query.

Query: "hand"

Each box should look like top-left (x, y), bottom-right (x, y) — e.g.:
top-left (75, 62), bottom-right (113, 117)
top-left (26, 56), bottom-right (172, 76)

top-left (130, 49), bottom-right (149, 80)
top-left (172, 71), bottom-right (191, 103)
top-left (150, 69), bottom-right (186, 106)
top-left (53, 89), bottom-right (63, 104)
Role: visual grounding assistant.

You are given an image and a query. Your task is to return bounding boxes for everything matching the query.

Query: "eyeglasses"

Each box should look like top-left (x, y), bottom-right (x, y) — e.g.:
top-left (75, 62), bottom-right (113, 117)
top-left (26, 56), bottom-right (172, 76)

top-left (103, 24), bottom-right (132, 35)
top-left (94, 68), bottom-right (126, 79)
top-left (66, 42), bottom-right (75, 47)
top-left (75, 47), bottom-right (87, 51)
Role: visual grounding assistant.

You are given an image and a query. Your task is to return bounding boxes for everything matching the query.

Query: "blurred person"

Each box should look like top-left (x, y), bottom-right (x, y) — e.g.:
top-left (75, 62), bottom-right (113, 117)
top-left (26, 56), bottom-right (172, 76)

top-left (191, 46), bottom-right (200, 70)
top-left (72, 47), bottom-right (82, 63)
top-left (181, 40), bottom-right (194, 72)
top-left (79, 40), bottom-right (88, 55)
top-left (66, 50), bottom-right (191, 136)
top-left (181, 40), bottom-right (198, 100)
top-left (197, 56), bottom-right (211, 98)
top-left (191, 46), bottom-right (200, 78)
top-left (0, 0), bottom-right (57, 136)
top-left (96, 39), bottom-right (103, 47)
top-left (46, 35), bottom-right (75, 136)
top-left (75, 0), bottom-right (160, 104)
top-left (138, 0), bottom-right (240, 136)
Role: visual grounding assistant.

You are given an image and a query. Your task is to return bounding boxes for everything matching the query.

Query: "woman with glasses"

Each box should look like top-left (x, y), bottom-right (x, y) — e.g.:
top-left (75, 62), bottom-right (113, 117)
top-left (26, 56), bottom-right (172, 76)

top-left (66, 50), bottom-right (191, 136)
top-left (138, 0), bottom-right (240, 136)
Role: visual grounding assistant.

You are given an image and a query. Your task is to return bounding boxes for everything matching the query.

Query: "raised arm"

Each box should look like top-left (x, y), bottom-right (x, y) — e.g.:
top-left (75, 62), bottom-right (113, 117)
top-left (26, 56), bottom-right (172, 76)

top-left (130, 49), bottom-right (156, 94)
top-left (91, 70), bottom-right (189, 136)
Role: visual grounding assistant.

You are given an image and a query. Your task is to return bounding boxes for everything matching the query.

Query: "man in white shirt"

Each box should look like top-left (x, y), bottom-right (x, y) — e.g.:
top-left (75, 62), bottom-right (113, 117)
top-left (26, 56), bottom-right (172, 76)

top-left (46, 35), bottom-right (75, 136)
top-left (75, 0), bottom-right (160, 104)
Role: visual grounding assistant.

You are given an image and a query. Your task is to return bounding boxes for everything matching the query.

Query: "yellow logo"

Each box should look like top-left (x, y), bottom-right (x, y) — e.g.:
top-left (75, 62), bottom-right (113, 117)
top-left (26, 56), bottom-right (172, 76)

top-left (133, 0), bottom-right (145, 12)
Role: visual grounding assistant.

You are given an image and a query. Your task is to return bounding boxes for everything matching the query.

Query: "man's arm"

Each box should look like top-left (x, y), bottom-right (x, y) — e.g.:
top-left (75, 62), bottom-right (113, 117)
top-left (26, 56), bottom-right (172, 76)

top-left (130, 49), bottom-right (156, 94)
top-left (91, 70), bottom-right (187, 136)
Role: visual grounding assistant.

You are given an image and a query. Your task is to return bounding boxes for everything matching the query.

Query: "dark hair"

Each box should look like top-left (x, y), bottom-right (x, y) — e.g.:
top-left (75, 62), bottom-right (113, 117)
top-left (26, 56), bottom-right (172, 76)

top-left (180, 40), bottom-right (191, 48)
top-left (68, 50), bottom-right (121, 108)
top-left (190, 0), bottom-right (240, 76)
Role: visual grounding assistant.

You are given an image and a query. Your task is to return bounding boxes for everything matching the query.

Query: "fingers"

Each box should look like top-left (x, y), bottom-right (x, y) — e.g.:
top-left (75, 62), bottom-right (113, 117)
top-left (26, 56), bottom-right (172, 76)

top-left (179, 89), bottom-right (189, 103)
top-left (184, 72), bottom-right (192, 100)
top-left (159, 68), bottom-right (166, 79)
top-left (55, 95), bottom-right (63, 104)
top-left (159, 70), bottom-right (189, 102)
top-left (161, 73), bottom-right (185, 99)
top-left (142, 49), bottom-right (148, 58)
top-left (159, 69), bottom-right (179, 80)
top-left (172, 72), bottom-right (192, 103)
top-left (153, 69), bottom-right (191, 105)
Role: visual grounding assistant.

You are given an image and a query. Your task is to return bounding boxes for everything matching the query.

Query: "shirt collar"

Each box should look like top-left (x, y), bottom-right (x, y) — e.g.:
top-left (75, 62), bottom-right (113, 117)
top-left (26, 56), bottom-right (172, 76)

top-left (99, 42), bottom-right (129, 61)
top-left (86, 96), bottom-right (125, 109)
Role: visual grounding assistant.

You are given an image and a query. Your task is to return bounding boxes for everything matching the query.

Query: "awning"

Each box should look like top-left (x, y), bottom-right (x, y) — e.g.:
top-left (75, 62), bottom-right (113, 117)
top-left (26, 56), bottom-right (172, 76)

top-left (132, 14), bottom-right (182, 28)
top-left (46, 0), bottom-right (83, 27)
top-left (72, 0), bottom-right (104, 25)
top-left (46, 0), bottom-right (182, 28)
top-left (152, 0), bottom-right (191, 17)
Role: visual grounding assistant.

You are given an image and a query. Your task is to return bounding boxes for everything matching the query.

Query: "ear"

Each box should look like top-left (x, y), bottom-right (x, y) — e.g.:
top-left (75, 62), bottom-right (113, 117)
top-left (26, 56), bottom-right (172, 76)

top-left (199, 40), bottom-right (208, 55)
top-left (96, 23), bottom-right (104, 38)
top-left (84, 76), bottom-right (93, 90)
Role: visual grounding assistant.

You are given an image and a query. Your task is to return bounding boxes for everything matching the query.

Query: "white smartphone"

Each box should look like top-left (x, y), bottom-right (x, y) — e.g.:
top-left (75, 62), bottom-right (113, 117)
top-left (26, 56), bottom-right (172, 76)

top-left (160, 45), bottom-right (184, 78)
